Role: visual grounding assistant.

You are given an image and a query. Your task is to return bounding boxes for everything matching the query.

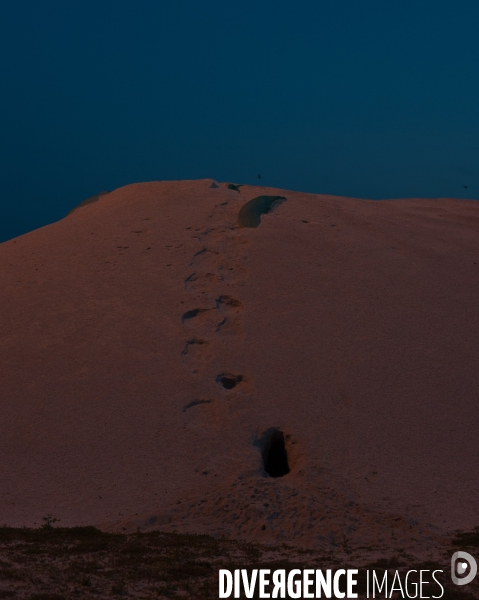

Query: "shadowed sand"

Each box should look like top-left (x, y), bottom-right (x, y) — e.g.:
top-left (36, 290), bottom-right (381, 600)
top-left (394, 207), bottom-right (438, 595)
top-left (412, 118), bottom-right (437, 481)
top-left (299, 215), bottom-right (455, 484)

top-left (1, 179), bottom-right (478, 558)
top-left (66, 190), bottom-right (110, 215)
top-left (238, 195), bottom-right (286, 227)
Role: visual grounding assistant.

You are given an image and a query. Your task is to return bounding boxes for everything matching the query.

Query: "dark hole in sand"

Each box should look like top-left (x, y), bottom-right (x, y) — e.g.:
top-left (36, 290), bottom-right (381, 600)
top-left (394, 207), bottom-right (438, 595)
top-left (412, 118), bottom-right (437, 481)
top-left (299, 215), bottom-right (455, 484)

top-left (216, 373), bottom-right (243, 390)
top-left (182, 309), bottom-right (200, 321)
top-left (238, 196), bottom-right (286, 228)
top-left (262, 430), bottom-right (290, 478)
top-left (182, 308), bottom-right (208, 322)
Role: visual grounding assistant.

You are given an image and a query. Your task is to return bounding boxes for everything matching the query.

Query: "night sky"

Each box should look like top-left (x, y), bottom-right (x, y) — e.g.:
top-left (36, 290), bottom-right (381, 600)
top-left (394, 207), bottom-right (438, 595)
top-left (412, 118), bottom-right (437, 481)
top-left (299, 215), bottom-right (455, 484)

top-left (1, 0), bottom-right (478, 243)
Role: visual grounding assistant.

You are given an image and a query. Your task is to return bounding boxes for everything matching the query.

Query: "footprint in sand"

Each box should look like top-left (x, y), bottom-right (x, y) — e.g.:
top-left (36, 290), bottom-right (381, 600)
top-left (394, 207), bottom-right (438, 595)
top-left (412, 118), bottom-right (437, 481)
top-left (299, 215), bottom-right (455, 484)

top-left (179, 198), bottom-right (252, 405)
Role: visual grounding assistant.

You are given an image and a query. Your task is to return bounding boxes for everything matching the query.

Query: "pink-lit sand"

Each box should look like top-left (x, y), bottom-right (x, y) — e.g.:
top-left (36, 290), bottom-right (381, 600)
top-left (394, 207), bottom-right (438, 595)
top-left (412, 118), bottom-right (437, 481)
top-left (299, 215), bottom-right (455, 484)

top-left (1, 179), bottom-right (478, 555)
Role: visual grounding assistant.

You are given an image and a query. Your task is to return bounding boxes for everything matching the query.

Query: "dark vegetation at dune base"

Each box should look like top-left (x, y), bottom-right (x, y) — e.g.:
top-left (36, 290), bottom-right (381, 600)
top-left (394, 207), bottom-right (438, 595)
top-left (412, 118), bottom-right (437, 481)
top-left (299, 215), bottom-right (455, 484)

top-left (0, 526), bottom-right (478, 599)
top-left (453, 529), bottom-right (479, 548)
top-left (238, 195), bottom-right (287, 228)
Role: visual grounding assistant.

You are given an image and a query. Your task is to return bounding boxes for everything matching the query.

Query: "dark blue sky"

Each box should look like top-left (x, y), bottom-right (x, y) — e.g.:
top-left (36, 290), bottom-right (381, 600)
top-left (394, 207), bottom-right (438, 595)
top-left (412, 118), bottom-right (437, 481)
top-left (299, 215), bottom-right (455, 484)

top-left (1, 0), bottom-right (478, 243)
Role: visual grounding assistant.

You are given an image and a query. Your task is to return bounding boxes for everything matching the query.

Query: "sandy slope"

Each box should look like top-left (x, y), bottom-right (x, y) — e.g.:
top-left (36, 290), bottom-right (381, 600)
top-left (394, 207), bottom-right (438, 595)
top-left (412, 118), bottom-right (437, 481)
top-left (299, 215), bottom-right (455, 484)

top-left (1, 179), bottom-right (478, 555)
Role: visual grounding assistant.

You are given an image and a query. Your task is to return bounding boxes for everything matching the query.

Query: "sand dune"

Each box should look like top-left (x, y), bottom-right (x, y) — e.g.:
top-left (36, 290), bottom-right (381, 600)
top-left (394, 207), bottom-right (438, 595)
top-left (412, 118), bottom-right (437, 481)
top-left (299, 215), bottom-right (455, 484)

top-left (1, 179), bottom-right (478, 556)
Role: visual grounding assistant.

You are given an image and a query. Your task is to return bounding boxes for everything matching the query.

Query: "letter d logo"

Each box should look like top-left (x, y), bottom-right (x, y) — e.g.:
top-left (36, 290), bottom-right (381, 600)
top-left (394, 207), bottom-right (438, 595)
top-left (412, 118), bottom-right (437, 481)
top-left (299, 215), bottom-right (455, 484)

top-left (451, 551), bottom-right (477, 585)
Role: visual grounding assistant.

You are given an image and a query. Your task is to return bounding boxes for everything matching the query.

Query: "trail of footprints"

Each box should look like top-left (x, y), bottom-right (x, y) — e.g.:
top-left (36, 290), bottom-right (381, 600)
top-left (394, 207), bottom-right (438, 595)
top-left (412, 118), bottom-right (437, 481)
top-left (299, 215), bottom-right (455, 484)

top-left (180, 196), bottom-right (249, 410)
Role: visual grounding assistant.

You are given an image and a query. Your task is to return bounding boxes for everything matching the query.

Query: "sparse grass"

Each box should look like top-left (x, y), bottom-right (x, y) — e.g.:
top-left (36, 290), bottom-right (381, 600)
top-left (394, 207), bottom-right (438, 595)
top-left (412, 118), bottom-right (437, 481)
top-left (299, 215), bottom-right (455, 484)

top-left (0, 526), bottom-right (478, 598)
top-left (41, 514), bottom-right (60, 530)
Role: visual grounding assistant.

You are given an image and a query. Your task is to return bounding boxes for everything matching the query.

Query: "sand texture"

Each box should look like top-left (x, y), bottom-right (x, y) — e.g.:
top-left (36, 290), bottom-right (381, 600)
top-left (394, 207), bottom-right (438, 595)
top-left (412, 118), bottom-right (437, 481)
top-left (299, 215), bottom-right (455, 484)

top-left (1, 179), bottom-right (478, 556)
